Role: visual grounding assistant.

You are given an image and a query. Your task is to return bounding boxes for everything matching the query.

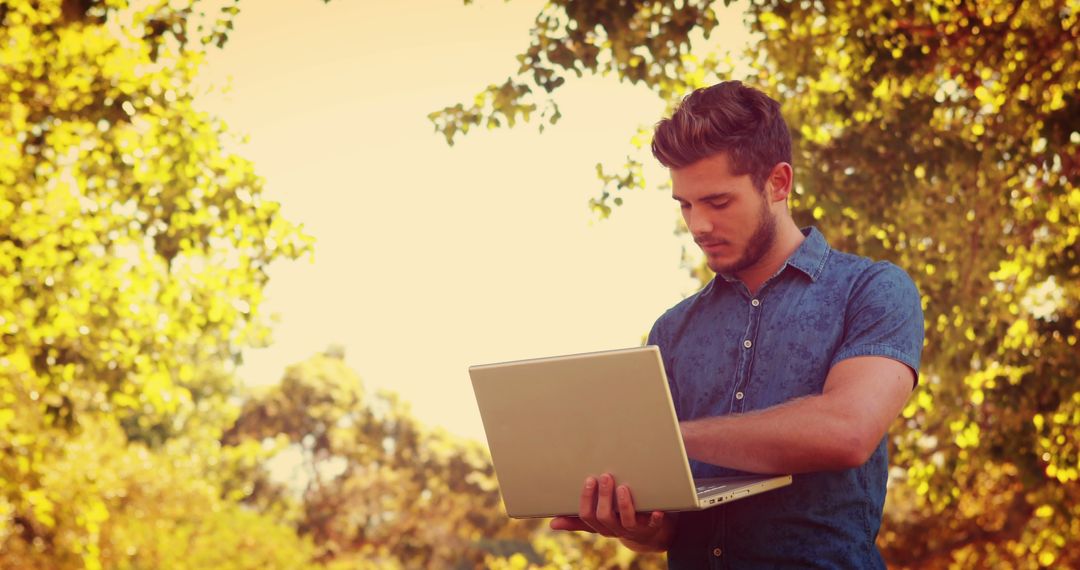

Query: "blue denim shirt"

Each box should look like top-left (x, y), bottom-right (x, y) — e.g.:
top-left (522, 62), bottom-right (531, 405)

top-left (648, 227), bottom-right (924, 569)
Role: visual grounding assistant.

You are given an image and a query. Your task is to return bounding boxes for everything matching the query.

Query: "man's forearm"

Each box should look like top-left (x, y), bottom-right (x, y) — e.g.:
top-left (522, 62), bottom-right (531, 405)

top-left (680, 394), bottom-right (870, 474)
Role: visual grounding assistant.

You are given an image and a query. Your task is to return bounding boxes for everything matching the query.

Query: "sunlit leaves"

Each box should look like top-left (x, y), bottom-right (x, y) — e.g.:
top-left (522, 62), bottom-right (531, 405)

top-left (428, 79), bottom-right (547, 146)
top-left (444, 0), bottom-right (1080, 567)
top-left (740, 2), bottom-right (1079, 566)
top-left (1034, 392), bottom-right (1080, 484)
top-left (1, 0), bottom-right (313, 567)
top-left (429, 0), bottom-right (732, 147)
top-left (225, 351), bottom-right (666, 568)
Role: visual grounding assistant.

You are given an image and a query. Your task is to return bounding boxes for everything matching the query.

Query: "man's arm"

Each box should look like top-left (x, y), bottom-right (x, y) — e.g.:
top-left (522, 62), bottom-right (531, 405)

top-left (550, 357), bottom-right (914, 547)
top-left (680, 355), bottom-right (915, 474)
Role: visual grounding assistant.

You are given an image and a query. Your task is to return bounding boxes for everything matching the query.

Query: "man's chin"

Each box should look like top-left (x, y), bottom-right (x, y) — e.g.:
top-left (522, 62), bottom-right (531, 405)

top-left (705, 257), bottom-right (738, 275)
top-left (707, 249), bottom-right (757, 275)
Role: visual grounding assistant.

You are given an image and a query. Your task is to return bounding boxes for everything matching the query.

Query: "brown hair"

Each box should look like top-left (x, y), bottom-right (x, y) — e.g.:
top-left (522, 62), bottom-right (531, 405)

top-left (651, 81), bottom-right (792, 191)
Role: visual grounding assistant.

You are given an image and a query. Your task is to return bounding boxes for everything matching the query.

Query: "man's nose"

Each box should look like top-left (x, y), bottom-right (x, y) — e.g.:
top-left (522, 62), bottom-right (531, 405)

top-left (687, 207), bottom-right (713, 236)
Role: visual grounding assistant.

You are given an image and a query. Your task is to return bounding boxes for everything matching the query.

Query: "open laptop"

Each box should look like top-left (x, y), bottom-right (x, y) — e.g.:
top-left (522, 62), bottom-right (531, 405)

top-left (469, 345), bottom-right (792, 518)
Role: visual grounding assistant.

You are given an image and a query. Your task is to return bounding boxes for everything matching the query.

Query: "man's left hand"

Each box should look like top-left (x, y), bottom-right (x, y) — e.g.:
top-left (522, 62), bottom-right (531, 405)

top-left (549, 473), bottom-right (675, 553)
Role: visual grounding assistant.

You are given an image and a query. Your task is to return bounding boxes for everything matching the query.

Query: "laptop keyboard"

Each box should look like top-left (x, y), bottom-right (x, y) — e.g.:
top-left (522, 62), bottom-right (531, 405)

top-left (695, 482), bottom-right (731, 493)
top-left (695, 476), bottom-right (765, 494)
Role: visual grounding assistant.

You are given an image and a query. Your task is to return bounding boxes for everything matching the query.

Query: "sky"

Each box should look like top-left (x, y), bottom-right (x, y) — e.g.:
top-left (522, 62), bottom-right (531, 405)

top-left (196, 0), bottom-right (753, 443)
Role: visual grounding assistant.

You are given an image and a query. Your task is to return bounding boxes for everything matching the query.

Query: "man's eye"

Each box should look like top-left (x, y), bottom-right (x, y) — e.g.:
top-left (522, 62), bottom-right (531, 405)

top-left (678, 203), bottom-right (690, 209)
top-left (709, 201), bottom-right (728, 209)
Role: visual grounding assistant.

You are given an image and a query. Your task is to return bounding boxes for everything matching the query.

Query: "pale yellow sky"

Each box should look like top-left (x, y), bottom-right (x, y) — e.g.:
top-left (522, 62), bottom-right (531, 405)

top-left (196, 0), bottom-right (754, 442)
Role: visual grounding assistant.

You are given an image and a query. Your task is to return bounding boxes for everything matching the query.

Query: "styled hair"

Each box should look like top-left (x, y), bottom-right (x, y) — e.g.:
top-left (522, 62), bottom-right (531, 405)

top-left (651, 81), bottom-right (792, 191)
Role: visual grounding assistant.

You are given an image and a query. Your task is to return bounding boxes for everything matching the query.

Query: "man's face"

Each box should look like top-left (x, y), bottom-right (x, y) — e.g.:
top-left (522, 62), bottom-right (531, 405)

top-left (671, 152), bottom-right (778, 276)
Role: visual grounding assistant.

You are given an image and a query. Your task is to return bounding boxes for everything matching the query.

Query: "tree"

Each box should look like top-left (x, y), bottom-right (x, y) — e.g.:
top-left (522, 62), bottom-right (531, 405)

top-left (1, 1), bottom-right (317, 567)
top-left (433, 1), bottom-right (1080, 567)
top-left (227, 349), bottom-right (667, 569)
top-left (1, 2), bottom-right (672, 568)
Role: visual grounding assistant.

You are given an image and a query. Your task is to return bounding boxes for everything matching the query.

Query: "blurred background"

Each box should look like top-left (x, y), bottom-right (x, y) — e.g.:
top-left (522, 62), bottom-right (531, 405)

top-left (1, 0), bottom-right (1077, 568)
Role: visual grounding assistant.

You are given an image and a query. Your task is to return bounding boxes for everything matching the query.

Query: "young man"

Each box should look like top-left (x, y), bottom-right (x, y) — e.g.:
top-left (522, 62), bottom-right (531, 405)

top-left (550, 81), bottom-right (925, 568)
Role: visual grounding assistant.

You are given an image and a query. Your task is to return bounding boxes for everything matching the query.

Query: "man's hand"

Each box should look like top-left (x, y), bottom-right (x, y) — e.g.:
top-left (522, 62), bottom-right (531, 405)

top-left (549, 473), bottom-right (675, 553)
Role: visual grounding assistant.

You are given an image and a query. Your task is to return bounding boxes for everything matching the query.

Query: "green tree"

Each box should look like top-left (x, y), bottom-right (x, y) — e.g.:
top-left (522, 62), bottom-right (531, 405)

top-left (228, 349), bottom-right (667, 569)
top-left (1, 1), bottom-right (318, 567)
top-left (3, 2), bottom-right (664, 568)
top-left (433, 1), bottom-right (1080, 567)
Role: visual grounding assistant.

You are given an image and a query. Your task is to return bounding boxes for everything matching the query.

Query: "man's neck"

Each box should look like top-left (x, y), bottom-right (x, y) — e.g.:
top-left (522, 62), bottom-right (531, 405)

top-left (735, 220), bottom-right (806, 296)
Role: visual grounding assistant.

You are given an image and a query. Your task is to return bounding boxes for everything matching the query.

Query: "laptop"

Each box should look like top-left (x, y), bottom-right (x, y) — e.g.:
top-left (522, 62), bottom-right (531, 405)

top-left (469, 345), bottom-right (792, 518)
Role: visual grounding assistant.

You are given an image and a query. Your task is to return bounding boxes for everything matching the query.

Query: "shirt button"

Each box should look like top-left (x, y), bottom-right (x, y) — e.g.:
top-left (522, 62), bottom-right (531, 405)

top-left (743, 339), bottom-right (752, 349)
top-left (713, 547), bottom-right (722, 557)
top-left (735, 391), bottom-right (744, 400)
top-left (751, 299), bottom-right (760, 307)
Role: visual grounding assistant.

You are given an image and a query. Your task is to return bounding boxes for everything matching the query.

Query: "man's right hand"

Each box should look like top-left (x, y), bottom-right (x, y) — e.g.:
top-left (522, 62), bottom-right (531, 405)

top-left (549, 473), bottom-right (676, 553)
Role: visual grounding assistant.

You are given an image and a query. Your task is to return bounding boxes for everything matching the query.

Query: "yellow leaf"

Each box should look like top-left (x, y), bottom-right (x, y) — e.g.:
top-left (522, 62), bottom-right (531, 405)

top-left (971, 389), bottom-right (983, 405)
top-left (509, 553), bottom-right (529, 569)
top-left (872, 79), bottom-right (890, 99)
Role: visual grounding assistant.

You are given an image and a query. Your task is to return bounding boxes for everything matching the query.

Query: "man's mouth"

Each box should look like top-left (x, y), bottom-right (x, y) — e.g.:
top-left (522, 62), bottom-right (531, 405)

top-left (697, 242), bottom-right (729, 255)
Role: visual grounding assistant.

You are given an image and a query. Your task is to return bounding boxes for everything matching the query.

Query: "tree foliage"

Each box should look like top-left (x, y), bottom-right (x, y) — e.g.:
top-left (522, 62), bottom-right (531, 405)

top-left (435, 0), bottom-right (1080, 568)
top-left (1, 3), bottom-right (667, 568)
top-left (1, 0), bottom-right (315, 567)
top-left (6, 0), bottom-right (1077, 568)
top-left (226, 350), bottom-right (665, 569)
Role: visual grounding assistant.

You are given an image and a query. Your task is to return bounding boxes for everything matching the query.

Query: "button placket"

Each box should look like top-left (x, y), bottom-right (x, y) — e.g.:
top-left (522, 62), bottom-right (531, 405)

top-left (734, 293), bottom-right (763, 414)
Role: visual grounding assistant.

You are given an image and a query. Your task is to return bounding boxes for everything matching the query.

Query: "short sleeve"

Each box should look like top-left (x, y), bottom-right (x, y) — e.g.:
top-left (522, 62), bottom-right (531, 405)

top-left (830, 262), bottom-right (925, 383)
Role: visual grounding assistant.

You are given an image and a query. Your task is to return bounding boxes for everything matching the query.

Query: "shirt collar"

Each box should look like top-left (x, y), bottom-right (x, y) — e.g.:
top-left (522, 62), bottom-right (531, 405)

top-left (709, 226), bottom-right (830, 293)
top-left (786, 226), bottom-right (830, 282)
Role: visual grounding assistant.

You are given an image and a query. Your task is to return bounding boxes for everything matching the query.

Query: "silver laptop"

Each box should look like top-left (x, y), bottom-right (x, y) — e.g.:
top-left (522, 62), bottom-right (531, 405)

top-left (469, 345), bottom-right (792, 518)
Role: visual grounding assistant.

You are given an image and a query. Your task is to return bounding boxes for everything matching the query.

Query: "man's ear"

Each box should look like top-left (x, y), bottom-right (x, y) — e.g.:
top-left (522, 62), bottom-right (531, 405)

top-left (767, 162), bottom-right (794, 202)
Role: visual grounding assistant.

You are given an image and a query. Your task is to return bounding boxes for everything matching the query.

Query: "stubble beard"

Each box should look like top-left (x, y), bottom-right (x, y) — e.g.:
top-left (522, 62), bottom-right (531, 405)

top-left (708, 195), bottom-right (777, 276)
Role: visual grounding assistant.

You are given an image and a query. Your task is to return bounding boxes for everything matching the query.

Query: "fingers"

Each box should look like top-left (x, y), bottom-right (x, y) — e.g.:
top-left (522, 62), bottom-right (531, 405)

top-left (564, 473), bottom-right (662, 542)
top-left (618, 487), bottom-right (665, 535)
top-left (616, 485), bottom-right (638, 530)
top-left (577, 476), bottom-right (611, 536)
top-left (549, 516), bottom-right (595, 532)
top-left (579, 476), bottom-right (597, 522)
top-left (579, 474), bottom-right (619, 536)
top-left (594, 474), bottom-right (619, 535)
